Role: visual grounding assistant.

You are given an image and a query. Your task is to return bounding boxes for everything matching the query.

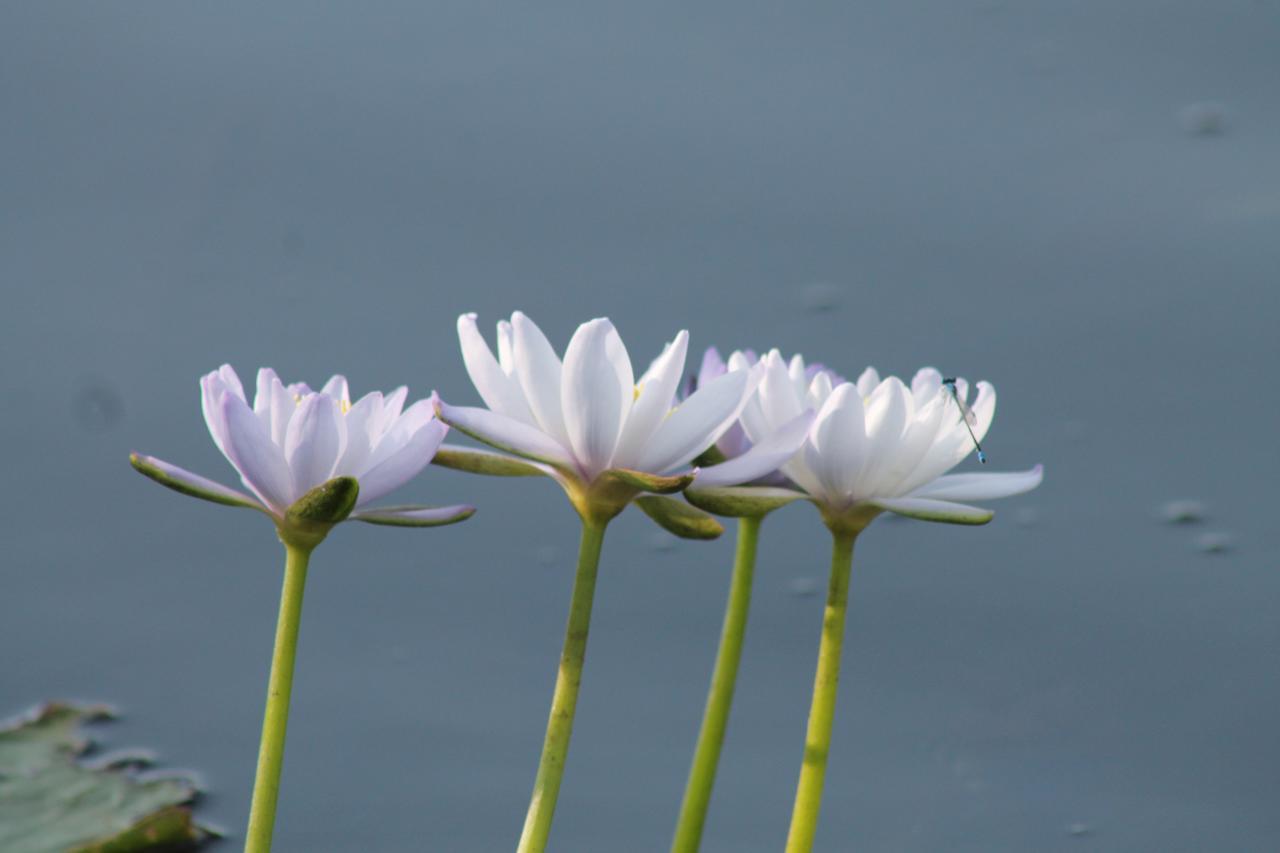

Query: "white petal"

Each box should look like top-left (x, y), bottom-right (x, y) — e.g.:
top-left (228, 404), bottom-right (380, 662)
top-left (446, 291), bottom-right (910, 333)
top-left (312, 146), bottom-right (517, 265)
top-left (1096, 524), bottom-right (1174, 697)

top-left (331, 391), bottom-right (381, 477)
top-left (364, 399), bottom-right (435, 472)
top-left (807, 383), bottom-right (867, 500)
top-left (694, 409), bottom-right (814, 488)
top-left (854, 377), bottom-right (910, 497)
top-left (215, 364), bottom-right (246, 401)
top-left (612, 331), bottom-right (689, 469)
top-left (351, 503), bottom-right (475, 527)
top-left (636, 368), bottom-right (749, 474)
top-left (355, 419), bottom-right (447, 505)
top-left (437, 401), bottom-right (575, 469)
top-left (496, 319), bottom-right (516, 375)
top-left (696, 346), bottom-right (727, 388)
top-left (871, 496), bottom-right (994, 525)
top-left (457, 313), bottom-right (534, 422)
top-left (911, 367), bottom-right (943, 403)
top-left (266, 375), bottom-right (295, 446)
top-left (254, 368), bottom-right (281, 422)
top-left (755, 351), bottom-right (804, 432)
top-left (910, 464), bottom-right (1043, 502)
top-left (855, 367), bottom-right (880, 397)
top-left (561, 319), bottom-right (627, 476)
top-left (511, 311), bottom-right (569, 445)
top-left (221, 393), bottom-right (294, 513)
top-left (320, 374), bottom-right (350, 405)
top-left (284, 393), bottom-right (345, 498)
top-left (201, 371), bottom-right (233, 457)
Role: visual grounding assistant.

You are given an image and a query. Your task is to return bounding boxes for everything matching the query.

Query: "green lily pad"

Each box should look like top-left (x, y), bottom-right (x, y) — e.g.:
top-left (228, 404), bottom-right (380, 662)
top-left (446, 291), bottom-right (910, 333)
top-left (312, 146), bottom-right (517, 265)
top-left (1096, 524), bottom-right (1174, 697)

top-left (0, 703), bottom-right (214, 853)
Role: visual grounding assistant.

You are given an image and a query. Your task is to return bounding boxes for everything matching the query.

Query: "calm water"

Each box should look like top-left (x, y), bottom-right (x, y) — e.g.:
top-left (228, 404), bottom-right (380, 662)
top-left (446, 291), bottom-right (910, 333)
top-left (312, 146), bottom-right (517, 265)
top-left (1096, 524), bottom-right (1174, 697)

top-left (3, 3), bottom-right (1278, 851)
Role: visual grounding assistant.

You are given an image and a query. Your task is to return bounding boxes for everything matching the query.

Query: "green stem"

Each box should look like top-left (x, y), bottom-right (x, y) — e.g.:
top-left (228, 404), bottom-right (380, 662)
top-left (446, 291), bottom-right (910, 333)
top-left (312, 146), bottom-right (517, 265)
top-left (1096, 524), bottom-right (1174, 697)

top-left (244, 543), bottom-right (313, 853)
top-left (784, 531), bottom-right (857, 853)
top-left (671, 515), bottom-right (762, 853)
top-left (517, 519), bottom-right (608, 853)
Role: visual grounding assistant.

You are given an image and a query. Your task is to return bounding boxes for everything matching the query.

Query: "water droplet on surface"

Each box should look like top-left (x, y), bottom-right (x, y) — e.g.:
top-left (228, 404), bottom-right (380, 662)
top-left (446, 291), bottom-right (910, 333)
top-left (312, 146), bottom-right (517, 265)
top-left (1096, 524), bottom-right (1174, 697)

top-left (788, 577), bottom-right (819, 597)
top-left (1159, 499), bottom-right (1206, 524)
top-left (801, 282), bottom-right (843, 313)
top-left (1178, 102), bottom-right (1228, 136)
top-left (1066, 822), bottom-right (1092, 837)
top-left (73, 378), bottom-right (124, 432)
top-left (1194, 531), bottom-right (1234, 554)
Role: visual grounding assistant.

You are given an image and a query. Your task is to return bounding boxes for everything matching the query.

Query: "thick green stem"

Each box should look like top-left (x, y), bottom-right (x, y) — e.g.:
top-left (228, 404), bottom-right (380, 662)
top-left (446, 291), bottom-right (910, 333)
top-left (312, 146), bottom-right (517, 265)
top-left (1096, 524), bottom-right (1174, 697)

top-left (784, 532), bottom-right (857, 853)
top-left (244, 543), bottom-right (313, 853)
top-left (671, 515), bottom-right (762, 853)
top-left (517, 520), bottom-right (608, 853)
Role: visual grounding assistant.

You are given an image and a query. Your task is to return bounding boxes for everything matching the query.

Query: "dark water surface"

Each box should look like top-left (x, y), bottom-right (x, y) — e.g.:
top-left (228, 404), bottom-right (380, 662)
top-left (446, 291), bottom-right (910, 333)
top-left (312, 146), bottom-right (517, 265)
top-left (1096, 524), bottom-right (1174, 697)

top-left (3, 3), bottom-right (1278, 851)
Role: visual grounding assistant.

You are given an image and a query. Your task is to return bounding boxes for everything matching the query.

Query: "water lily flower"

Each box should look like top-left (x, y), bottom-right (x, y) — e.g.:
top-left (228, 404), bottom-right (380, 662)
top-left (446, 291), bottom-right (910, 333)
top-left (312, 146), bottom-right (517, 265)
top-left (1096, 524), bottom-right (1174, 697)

top-left (436, 314), bottom-right (811, 853)
top-left (438, 313), bottom-right (806, 522)
top-left (130, 365), bottom-right (473, 853)
top-left (132, 365), bottom-right (474, 533)
top-left (711, 350), bottom-right (1042, 853)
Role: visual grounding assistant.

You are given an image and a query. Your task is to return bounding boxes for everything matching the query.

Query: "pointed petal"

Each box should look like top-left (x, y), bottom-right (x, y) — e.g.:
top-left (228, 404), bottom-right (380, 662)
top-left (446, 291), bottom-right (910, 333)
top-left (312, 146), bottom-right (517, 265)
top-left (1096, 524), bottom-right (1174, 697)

top-left (871, 497), bottom-right (994, 525)
top-left (200, 371), bottom-right (233, 458)
top-left (694, 409), bottom-right (814, 487)
top-left (855, 367), bottom-right (880, 397)
top-left (911, 367), bottom-right (943, 402)
top-left (635, 368), bottom-right (749, 474)
top-left (221, 393), bottom-right (294, 513)
top-left (284, 393), bottom-right (344, 498)
top-left (696, 346), bottom-right (727, 388)
top-left (613, 331), bottom-right (688, 469)
top-left (215, 364), bottom-right (246, 401)
top-left (130, 453), bottom-right (263, 510)
top-left (351, 503), bottom-right (476, 527)
top-left (855, 377), bottom-right (910, 496)
top-left (511, 311), bottom-right (569, 444)
top-left (355, 419), bottom-right (447, 505)
top-left (321, 374), bottom-right (350, 405)
top-left (754, 351), bottom-right (804, 432)
top-left (457, 313), bottom-right (534, 422)
top-left (254, 368), bottom-right (281, 420)
top-left (331, 391), bottom-right (381, 477)
top-left (436, 401), bottom-right (575, 469)
top-left (911, 465), bottom-right (1043, 502)
top-left (805, 383), bottom-right (867, 500)
top-left (430, 443), bottom-right (552, 477)
top-left (561, 318), bottom-right (626, 476)
top-left (496, 319), bottom-right (516, 374)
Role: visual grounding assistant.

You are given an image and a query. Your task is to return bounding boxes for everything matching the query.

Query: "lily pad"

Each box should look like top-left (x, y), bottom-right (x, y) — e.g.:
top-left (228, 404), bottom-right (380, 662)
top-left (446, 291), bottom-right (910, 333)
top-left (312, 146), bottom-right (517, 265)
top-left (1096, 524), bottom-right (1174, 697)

top-left (0, 703), bottom-right (214, 853)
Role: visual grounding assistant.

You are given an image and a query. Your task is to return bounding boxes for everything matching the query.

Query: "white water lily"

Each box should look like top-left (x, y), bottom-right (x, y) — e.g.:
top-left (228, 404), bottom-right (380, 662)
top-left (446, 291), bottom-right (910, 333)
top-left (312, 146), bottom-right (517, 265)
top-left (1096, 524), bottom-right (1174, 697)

top-left (437, 313), bottom-right (809, 519)
top-left (730, 350), bottom-right (1042, 526)
top-left (132, 365), bottom-right (473, 529)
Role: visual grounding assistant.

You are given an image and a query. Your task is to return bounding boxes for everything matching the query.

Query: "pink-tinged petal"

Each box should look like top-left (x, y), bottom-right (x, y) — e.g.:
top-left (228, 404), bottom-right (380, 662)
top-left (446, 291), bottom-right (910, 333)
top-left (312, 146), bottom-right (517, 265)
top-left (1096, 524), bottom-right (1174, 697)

top-left (613, 331), bottom-right (689, 469)
top-left (354, 419), bottom-right (447, 505)
top-left (437, 401), bottom-right (575, 469)
top-left (807, 383), bottom-right (868, 500)
top-left (457, 313), bottom-right (534, 422)
top-left (284, 393), bottom-right (344, 498)
top-left (254, 368), bottom-right (281, 422)
top-left (130, 453), bottom-right (262, 510)
top-left (351, 503), bottom-right (475, 527)
top-left (321, 374), bottom-right (350, 405)
top-left (221, 393), bottom-right (294, 513)
top-left (636, 368), bottom-right (749, 474)
top-left (332, 391), bottom-right (381, 477)
top-left (694, 409), bottom-right (814, 487)
top-left (697, 346), bottom-right (727, 388)
top-left (267, 374), bottom-right (295, 446)
top-left (200, 371), bottom-right (233, 457)
top-left (870, 497), bottom-right (994, 525)
top-left (215, 364), bottom-right (246, 401)
top-left (911, 464), bottom-right (1043, 502)
top-left (382, 386), bottom-right (409, 423)
top-left (363, 398), bottom-right (436, 471)
top-left (561, 318), bottom-right (627, 476)
top-left (755, 351), bottom-right (804, 433)
top-left (511, 311), bottom-right (569, 445)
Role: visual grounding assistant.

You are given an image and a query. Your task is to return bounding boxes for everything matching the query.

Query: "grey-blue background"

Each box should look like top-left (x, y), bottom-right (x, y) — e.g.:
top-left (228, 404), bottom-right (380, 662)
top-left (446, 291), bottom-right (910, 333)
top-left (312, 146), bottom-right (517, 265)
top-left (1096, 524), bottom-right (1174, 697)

top-left (2, 3), bottom-right (1277, 851)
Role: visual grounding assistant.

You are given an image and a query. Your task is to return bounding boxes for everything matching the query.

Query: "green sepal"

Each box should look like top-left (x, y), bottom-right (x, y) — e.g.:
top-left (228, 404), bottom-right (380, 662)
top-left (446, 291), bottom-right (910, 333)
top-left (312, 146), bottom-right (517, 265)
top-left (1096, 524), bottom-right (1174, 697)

top-left (352, 505), bottom-right (477, 528)
top-left (431, 445), bottom-right (548, 477)
top-left (129, 453), bottom-right (259, 510)
top-left (685, 485), bottom-right (807, 518)
top-left (280, 476), bottom-right (359, 548)
top-left (635, 495), bottom-right (725, 540)
top-left (603, 468), bottom-right (695, 495)
top-left (691, 444), bottom-right (728, 467)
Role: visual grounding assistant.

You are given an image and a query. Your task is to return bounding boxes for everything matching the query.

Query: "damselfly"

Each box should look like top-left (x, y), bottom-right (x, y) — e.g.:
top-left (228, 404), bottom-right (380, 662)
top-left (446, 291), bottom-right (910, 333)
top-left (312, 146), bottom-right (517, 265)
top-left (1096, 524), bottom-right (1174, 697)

top-left (941, 377), bottom-right (986, 464)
